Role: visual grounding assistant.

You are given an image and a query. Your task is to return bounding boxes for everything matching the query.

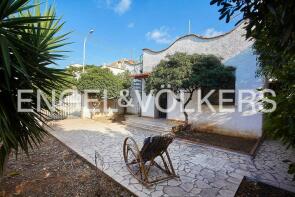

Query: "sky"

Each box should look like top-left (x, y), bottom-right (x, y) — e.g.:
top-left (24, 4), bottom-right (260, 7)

top-left (48, 0), bottom-right (241, 68)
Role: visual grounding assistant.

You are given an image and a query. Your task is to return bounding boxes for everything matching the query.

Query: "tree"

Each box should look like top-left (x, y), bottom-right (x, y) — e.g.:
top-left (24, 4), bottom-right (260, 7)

top-left (210, 0), bottom-right (295, 178)
top-left (0, 0), bottom-right (69, 174)
top-left (76, 67), bottom-right (130, 99)
top-left (145, 53), bottom-right (235, 125)
top-left (117, 71), bottom-right (132, 90)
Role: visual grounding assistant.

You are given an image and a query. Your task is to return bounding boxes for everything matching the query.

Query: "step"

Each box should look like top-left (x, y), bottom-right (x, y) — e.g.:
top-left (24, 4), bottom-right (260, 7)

top-left (125, 117), bottom-right (176, 128)
top-left (122, 120), bottom-right (172, 133)
top-left (124, 119), bottom-right (172, 129)
top-left (125, 121), bottom-right (172, 130)
top-left (123, 120), bottom-right (172, 131)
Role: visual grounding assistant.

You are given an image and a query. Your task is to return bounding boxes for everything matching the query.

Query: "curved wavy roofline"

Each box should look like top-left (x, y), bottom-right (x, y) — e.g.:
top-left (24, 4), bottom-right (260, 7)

top-left (143, 22), bottom-right (245, 54)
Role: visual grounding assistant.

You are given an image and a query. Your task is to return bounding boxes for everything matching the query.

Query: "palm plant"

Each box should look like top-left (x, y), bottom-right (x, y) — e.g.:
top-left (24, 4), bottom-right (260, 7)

top-left (0, 0), bottom-right (70, 174)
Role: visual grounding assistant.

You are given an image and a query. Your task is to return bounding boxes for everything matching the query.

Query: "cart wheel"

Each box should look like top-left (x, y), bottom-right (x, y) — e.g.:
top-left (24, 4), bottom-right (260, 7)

top-left (123, 137), bottom-right (146, 182)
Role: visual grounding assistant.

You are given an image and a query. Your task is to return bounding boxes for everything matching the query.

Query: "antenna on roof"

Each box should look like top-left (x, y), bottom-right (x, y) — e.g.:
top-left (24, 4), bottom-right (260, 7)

top-left (188, 20), bottom-right (191, 34)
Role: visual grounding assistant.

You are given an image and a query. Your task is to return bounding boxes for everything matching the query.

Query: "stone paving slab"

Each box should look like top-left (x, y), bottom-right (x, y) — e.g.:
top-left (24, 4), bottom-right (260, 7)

top-left (48, 119), bottom-right (295, 197)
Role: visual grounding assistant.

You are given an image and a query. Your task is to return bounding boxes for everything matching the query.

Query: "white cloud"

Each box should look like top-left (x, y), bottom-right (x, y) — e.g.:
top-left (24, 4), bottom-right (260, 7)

top-left (114, 0), bottom-right (131, 15)
top-left (95, 0), bottom-right (132, 15)
top-left (203, 28), bottom-right (224, 37)
top-left (127, 22), bottom-right (135, 28)
top-left (146, 26), bottom-right (172, 44)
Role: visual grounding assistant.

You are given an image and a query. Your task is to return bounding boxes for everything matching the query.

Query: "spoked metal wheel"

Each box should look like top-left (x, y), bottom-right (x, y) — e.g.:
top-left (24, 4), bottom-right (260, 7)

top-left (123, 137), bottom-right (147, 184)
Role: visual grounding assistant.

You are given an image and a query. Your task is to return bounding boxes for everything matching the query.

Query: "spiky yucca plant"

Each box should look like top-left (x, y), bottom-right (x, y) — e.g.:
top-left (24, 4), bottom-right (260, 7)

top-left (0, 0), bottom-right (70, 174)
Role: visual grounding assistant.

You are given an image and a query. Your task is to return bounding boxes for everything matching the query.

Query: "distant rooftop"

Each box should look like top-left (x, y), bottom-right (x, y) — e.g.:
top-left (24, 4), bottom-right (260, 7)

top-left (103, 58), bottom-right (138, 70)
top-left (67, 64), bottom-right (83, 68)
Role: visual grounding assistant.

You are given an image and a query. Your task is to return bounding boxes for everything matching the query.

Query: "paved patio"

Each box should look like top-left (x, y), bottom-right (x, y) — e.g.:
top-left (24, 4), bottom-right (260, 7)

top-left (49, 119), bottom-right (295, 197)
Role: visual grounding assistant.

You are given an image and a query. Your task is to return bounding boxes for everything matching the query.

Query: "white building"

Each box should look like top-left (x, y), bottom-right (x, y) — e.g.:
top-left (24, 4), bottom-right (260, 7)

top-left (128, 23), bottom-right (264, 138)
top-left (102, 59), bottom-right (140, 75)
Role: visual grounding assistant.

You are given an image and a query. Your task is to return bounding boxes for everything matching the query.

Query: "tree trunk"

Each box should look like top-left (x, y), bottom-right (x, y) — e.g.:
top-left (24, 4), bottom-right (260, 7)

top-left (0, 147), bottom-right (11, 178)
top-left (183, 91), bottom-right (194, 127)
top-left (183, 111), bottom-right (189, 125)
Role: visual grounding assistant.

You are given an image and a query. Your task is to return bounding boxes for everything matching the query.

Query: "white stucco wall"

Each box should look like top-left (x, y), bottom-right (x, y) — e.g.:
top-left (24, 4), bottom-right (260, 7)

top-left (141, 80), bottom-right (156, 117)
top-left (126, 88), bottom-right (141, 115)
top-left (140, 23), bottom-right (264, 138)
top-left (142, 23), bottom-right (252, 72)
top-left (105, 67), bottom-right (125, 75)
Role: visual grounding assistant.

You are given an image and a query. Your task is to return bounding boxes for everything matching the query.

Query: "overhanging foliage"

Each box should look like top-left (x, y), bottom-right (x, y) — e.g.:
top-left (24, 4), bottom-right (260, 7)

top-left (211, 0), bottom-right (295, 178)
top-left (0, 0), bottom-right (70, 173)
